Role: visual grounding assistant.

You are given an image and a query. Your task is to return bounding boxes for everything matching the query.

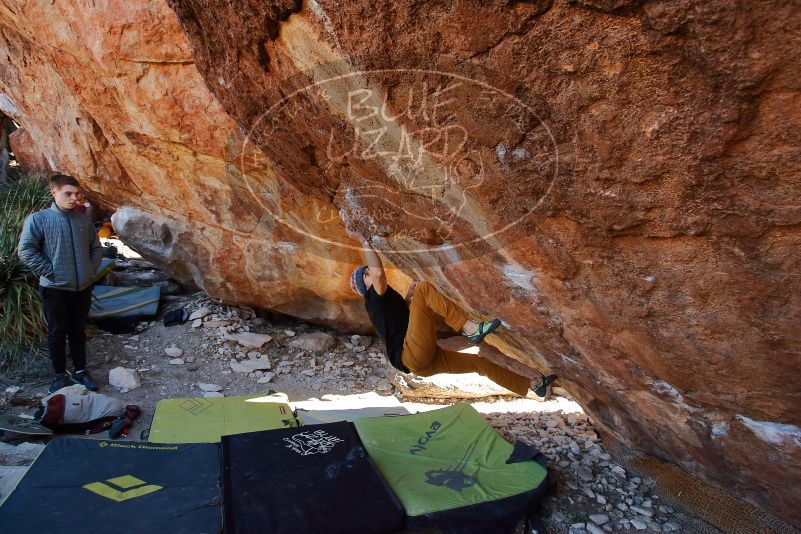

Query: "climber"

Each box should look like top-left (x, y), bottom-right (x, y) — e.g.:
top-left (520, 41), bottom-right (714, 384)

top-left (344, 223), bottom-right (557, 398)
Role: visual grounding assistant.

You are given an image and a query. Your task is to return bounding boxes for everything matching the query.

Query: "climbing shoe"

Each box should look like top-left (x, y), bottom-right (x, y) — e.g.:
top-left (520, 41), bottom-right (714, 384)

top-left (69, 369), bottom-right (99, 391)
top-left (467, 318), bottom-right (503, 344)
top-left (48, 373), bottom-right (71, 394)
top-left (530, 374), bottom-right (558, 398)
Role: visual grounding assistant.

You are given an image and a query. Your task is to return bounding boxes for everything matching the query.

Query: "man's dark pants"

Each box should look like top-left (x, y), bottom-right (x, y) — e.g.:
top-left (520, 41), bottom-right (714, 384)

top-left (39, 286), bottom-right (92, 374)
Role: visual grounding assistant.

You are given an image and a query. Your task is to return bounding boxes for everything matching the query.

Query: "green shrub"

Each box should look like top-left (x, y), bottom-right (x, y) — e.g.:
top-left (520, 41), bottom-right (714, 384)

top-left (566, 511), bottom-right (589, 524)
top-left (0, 170), bottom-right (51, 369)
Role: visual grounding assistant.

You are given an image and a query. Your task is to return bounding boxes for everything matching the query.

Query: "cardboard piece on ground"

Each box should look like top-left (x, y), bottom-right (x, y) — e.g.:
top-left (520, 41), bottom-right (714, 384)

top-left (0, 415), bottom-right (53, 437)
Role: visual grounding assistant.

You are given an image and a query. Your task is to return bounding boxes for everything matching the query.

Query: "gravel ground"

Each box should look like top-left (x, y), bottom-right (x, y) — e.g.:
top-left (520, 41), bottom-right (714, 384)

top-left (0, 286), bottom-right (720, 533)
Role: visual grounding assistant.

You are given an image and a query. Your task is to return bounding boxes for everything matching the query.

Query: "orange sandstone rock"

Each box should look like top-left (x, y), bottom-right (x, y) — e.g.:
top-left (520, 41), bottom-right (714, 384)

top-left (1, 0), bottom-right (799, 525)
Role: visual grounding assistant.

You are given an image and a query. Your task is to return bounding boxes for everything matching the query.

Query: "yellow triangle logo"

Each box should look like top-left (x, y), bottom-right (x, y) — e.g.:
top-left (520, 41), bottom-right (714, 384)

top-left (83, 475), bottom-right (162, 502)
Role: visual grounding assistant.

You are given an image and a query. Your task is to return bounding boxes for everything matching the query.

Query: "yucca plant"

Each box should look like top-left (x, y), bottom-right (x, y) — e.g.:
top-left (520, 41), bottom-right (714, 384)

top-left (0, 170), bottom-right (51, 369)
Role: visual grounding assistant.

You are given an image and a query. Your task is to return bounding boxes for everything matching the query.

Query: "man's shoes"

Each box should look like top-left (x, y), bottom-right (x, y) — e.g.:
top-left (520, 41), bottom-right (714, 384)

top-left (48, 373), bottom-right (71, 394)
top-left (467, 318), bottom-right (503, 344)
top-left (530, 374), bottom-right (558, 398)
top-left (69, 369), bottom-right (99, 391)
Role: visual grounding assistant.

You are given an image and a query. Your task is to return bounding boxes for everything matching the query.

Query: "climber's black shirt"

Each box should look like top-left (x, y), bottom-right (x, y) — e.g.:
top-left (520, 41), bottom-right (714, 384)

top-left (364, 285), bottom-right (410, 373)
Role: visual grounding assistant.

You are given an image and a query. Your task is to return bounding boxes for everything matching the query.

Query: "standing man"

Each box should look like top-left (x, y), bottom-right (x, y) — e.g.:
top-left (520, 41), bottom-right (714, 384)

top-left (344, 225), bottom-right (557, 398)
top-left (18, 174), bottom-right (102, 393)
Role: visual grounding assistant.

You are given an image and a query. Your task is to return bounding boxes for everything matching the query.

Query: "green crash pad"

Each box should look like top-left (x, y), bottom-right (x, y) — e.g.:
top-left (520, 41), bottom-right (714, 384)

top-left (354, 403), bottom-right (549, 524)
top-left (150, 394), bottom-right (302, 443)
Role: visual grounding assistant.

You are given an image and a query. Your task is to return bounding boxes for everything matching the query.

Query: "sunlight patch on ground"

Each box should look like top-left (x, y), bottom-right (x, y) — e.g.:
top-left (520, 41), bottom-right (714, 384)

top-left (292, 391), bottom-right (584, 422)
top-left (470, 395), bottom-right (584, 415)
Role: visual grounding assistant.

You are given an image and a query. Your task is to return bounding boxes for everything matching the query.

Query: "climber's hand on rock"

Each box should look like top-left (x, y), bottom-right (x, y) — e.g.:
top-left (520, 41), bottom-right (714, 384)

top-left (340, 208), bottom-right (366, 242)
top-left (405, 279), bottom-right (419, 303)
top-left (345, 225), bottom-right (366, 243)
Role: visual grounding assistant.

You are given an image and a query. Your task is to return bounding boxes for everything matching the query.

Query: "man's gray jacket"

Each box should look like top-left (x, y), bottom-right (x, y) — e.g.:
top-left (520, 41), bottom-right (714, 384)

top-left (18, 203), bottom-right (102, 291)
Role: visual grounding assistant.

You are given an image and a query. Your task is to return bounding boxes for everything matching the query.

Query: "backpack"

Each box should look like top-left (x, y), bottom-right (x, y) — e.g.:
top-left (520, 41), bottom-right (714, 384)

top-left (36, 388), bottom-right (124, 433)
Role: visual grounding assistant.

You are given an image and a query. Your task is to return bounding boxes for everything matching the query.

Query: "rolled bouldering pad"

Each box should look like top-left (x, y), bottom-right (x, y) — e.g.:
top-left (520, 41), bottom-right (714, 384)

top-left (89, 285), bottom-right (160, 319)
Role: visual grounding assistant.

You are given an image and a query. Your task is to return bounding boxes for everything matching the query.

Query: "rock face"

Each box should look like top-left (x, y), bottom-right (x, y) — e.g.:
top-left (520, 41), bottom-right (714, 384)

top-left (1, 0), bottom-right (799, 525)
top-left (8, 128), bottom-right (51, 171)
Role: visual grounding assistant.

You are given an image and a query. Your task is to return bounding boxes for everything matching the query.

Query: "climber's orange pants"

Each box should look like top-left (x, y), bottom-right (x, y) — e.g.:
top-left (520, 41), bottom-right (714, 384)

top-left (400, 281), bottom-right (531, 396)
